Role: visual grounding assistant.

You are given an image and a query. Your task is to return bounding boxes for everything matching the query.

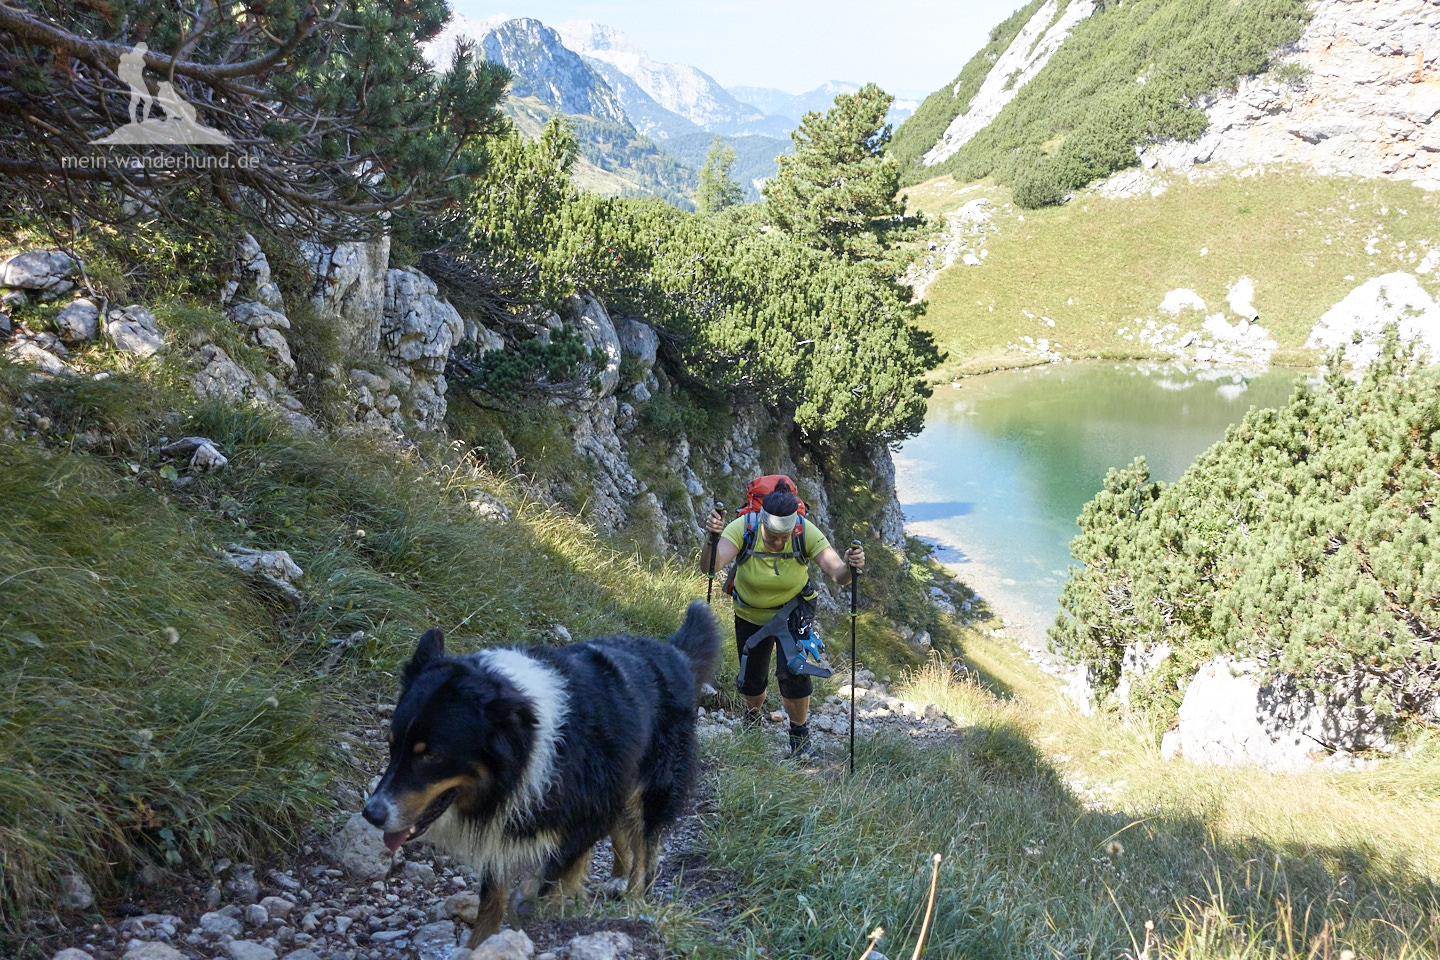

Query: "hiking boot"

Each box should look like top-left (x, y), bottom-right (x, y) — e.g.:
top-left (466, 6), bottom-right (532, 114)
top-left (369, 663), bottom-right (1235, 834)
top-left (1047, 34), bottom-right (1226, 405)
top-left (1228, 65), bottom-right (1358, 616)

top-left (785, 722), bottom-right (828, 762)
top-left (741, 708), bottom-right (764, 729)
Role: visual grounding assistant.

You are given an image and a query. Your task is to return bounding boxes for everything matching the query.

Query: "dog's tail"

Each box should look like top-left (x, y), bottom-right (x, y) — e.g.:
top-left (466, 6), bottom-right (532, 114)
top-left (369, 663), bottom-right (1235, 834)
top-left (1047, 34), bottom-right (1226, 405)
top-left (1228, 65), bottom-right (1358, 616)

top-left (671, 600), bottom-right (721, 694)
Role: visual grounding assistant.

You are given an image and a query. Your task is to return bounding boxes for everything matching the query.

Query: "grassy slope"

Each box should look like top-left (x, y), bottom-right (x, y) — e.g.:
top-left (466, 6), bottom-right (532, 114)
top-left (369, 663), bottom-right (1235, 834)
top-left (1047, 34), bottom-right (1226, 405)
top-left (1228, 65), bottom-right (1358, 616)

top-left (905, 171), bottom-right (1440, 380)
top-left (693, 628), bottom-right (1440, 960)
top-left (0, 356), bottom-right (706, 940)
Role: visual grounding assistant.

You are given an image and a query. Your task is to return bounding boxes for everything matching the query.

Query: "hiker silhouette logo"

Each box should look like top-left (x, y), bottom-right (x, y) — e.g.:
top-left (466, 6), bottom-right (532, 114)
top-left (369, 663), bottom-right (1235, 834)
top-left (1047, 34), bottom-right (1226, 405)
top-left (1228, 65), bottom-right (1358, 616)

top-left (90, 43), bottom-right (234, 147)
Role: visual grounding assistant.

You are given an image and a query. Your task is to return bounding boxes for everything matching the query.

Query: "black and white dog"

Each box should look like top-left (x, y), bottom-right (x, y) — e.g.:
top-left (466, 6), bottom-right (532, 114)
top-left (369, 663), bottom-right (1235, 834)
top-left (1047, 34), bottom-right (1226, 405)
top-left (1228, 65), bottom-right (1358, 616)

top-left (362, 601), bottom-right (720, 946)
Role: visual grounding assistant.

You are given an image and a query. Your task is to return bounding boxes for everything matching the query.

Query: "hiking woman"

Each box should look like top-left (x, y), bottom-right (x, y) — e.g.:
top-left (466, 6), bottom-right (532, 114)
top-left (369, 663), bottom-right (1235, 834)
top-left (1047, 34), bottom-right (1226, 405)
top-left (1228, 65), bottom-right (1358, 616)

top-left (699, 480), bottom-right (864, 757)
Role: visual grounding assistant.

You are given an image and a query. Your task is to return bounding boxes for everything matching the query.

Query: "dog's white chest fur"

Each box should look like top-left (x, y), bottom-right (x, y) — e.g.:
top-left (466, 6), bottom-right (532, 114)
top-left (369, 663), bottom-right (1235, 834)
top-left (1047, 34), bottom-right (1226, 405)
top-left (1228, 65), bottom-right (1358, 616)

top-left (423, 649), bottom-right (569, 881)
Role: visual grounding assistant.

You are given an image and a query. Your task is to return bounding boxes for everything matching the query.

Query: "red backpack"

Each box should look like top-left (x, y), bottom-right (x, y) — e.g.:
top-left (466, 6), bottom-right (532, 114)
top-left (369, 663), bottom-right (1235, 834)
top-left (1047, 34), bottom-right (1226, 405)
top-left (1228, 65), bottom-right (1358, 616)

top-left (723, 475), bottom-right (810, 599)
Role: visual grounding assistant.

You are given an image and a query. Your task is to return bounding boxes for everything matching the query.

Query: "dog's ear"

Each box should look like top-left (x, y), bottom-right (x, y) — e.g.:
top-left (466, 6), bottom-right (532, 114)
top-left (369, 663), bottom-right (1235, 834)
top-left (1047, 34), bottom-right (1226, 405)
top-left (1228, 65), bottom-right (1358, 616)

top-left (484, 695), bottom-right (537, 766)
top-left (402, 629), bottom-right (446, 687)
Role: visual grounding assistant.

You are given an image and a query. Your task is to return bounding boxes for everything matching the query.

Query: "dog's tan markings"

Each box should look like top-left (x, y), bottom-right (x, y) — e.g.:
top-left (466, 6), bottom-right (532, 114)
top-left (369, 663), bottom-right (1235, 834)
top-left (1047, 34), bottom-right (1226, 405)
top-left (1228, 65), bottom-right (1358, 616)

top-left (466, 883), bottom-right (507, 949)
top-left (412, 741), bottom-right (427, 754)
top-left (557, 846), bottom-right (594, 898)
top-left (387, 732), bottom-right (394, 745)
top-left (392, 775), bottom-right (469, 820)
top-left (469, 761), bottom-right (491, 788)
top-left (612, 788), bottom-right (648, 893)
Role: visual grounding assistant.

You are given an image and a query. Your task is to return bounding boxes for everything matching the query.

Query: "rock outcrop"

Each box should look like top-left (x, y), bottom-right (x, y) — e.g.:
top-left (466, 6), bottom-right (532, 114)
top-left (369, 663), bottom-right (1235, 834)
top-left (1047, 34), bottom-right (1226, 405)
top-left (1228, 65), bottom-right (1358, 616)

top-left (380, 268), bottom-right (466, 431)
top-left (1146, 0), bottom-right (1440, 189)
top-left (1162, 656), bottom-right (1393, 772)
top-left (304, 237), bottom-right (391, 358)
top-left (1305, 270), bottom-right (1440, 366)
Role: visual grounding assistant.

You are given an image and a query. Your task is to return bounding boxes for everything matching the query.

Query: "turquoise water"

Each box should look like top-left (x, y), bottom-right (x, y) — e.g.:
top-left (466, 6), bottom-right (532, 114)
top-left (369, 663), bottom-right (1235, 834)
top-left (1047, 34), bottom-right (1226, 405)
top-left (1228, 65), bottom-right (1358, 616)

top-left (894, 362), bottom-right (1308, 641)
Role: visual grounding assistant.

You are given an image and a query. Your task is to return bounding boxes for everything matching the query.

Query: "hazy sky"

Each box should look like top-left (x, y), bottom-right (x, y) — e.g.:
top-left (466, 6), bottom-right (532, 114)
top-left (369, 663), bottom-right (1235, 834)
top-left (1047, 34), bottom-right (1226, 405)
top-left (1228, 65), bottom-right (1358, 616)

top-left (449, 0), bottom-right (1026, 97)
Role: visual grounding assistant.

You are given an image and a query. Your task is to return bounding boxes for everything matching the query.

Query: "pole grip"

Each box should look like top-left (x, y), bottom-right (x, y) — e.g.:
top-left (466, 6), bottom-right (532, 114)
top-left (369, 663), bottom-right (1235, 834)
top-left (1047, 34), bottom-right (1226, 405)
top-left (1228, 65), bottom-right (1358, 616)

top-left (705, 501), bottom-right (723, 604)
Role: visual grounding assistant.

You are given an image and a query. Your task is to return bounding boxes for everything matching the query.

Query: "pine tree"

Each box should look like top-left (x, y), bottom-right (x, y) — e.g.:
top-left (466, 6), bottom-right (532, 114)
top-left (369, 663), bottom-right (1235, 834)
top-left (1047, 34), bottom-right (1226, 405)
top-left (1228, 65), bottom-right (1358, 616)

top-left (0, 0), bottom-right (511, 237)
top-left (761, 83), bottom-right (918, 269)
top-left (695, 136), bottom-right (744, 214)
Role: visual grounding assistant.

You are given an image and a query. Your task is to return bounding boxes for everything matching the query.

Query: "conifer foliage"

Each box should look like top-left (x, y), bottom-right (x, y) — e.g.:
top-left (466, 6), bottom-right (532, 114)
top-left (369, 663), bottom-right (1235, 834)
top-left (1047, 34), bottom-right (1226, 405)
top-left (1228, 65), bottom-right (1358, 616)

top-left (440, 118), bottom-right (940, 443)
top-left (762, 83), bottom-right (921, 274)
top-left (0, 0), bottom-right (512, 237)
top-left (1052, 339), bottom-right (1440, 721)
top-left (695, 136), bottom-right (745, 214)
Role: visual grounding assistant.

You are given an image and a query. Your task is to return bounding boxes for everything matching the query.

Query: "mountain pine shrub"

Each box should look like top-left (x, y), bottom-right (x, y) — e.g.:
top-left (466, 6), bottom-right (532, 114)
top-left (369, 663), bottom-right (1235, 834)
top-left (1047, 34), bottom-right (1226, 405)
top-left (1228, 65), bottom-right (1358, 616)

top-left (1051, 337), bottom-right (1440, 721)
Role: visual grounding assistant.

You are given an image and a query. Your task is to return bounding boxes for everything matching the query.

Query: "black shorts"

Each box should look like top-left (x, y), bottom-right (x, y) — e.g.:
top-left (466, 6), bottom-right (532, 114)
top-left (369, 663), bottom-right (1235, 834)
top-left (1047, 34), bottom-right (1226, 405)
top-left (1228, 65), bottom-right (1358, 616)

top-left (734, 615), bottom-right (813, 701)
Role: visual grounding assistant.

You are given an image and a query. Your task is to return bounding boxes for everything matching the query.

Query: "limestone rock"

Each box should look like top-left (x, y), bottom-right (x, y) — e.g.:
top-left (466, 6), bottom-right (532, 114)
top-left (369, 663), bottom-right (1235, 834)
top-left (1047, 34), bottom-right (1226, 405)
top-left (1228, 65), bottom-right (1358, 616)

top-left (614, 317), bottom-right (659, 380)
top-left (380, 267), bottom-right (465, 430)
top-left (1143, 0), bottom-right (1440, 190)
top-left (223, 941), bottom-right (277, 960)
top-left (1172, 657), bottom-right (1391, 772)
top-left (1, 250), bottom-right (76, 290)
top-left (304, 237), bottom-right (391, 358)
top-left (413, 920), bottom-right (461, 960)
top-left (564, 931), bottom-right (634, 960)
top-left (62, 871), bottom-right (95, 910)
top-left (187, 344), bottom-right (317, 433)
top-left (1114, 642), bottom-right (1171, 708)
top-left (121, 944), bottom-right (185, 960)
top-left (53, 949), bottom-right (95, 960)
top-left (471, 929), bottom-right (535, 960)
top-left (925, 0), bottom-right (1098, 165)
top-left (199, 911), bottom-right (244, 937)
top-left (1305, 272), bottom-right (1440, 368)
top-left (330, 812), bottom-right (393, 879)
top-left (568, 293), bottom-right (622, 400)
top-left (105, 305), bottom-right (165, 357)
top-left (6, 339), bottom-right (72, 376)
top-left (223, 546), bottom-right (304, 602)
top-left (229, 301), bottom-right (291, 331)
top-left (55, 298), bottom-right (100, 343)
top-left (443, 890), bottom-right (481, 925)
top-left (259, 896), bottom-right (294, 920)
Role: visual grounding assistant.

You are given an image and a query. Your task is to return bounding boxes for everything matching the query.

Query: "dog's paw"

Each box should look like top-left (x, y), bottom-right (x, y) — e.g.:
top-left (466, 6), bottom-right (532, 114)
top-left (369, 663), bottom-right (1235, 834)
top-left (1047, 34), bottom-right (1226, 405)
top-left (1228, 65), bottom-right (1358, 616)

top-left (594, 878), bottom-right (628, 900)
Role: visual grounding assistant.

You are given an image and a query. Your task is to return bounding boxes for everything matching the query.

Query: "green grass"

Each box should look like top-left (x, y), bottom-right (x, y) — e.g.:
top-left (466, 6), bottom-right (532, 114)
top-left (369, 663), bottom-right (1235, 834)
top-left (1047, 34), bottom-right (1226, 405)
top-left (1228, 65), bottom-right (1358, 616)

top-left (0, 360), bottom-right (707, 948)
top-left (694, 647), bottom-right (1440, 960)
top-left (907, 171), bottom-right (1440, 379)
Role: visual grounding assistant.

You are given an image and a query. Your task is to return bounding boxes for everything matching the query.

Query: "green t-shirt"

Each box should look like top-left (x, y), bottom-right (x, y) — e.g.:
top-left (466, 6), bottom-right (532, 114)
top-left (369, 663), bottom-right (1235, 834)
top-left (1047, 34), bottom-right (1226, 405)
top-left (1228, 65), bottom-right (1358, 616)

top-left (723, 516), bottom-right (831, 625)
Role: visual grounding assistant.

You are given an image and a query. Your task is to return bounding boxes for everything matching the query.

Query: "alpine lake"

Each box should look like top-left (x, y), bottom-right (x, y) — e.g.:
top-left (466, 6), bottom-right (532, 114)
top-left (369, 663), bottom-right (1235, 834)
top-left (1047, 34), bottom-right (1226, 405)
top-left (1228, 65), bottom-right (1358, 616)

top-left (894, 360), bottom-right (1312, 643)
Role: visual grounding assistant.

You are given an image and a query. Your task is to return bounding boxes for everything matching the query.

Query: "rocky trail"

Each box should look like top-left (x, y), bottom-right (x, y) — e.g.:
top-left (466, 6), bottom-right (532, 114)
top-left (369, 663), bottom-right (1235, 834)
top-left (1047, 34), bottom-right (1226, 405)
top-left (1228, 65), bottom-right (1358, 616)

top-left (36, 670), bottom-right (964, 960)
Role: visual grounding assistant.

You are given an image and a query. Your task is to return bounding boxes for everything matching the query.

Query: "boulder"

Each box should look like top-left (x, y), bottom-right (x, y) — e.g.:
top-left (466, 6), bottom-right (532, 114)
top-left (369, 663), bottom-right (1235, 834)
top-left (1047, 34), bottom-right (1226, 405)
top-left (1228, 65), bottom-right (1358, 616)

top-left (1171, 657), bottom-right (1391, 772)
top-left (614, 317), bottom-right (659, 379)
top-left (304, 236), bottom-right (390, 359)
top-left (55, 298), bottom-right (100, 343)
top-left (1, 250), bottom-right (75, 290)
top-left (567, 293), bottom-right (622, 400)
top-left (380, 267), bottom-right (465, 430)
top-left (105, 305), bottom-right (165, 357)
top-left (53, 950), bottom-right (95, 960)
top-left (6, 339), bottom-right (72, 377)
top-left (1305, 272), bottom-right (1440, 369)
top-left (330, 812), bottom-right (393, 880)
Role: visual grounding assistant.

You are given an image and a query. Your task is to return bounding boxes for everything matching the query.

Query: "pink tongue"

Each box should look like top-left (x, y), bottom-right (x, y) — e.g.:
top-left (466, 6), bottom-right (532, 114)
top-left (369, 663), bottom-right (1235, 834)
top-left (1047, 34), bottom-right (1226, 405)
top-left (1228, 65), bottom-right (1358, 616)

top-left (382, 829), bottom-right (411, 852)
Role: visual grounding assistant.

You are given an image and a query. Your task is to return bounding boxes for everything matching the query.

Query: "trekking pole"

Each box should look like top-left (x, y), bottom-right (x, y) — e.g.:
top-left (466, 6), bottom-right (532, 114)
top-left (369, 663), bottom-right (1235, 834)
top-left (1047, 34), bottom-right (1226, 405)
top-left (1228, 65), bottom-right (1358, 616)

top-left (705, 501), bottom-right (724, 605)
top-left (849, 539), bottom-right (860, 775)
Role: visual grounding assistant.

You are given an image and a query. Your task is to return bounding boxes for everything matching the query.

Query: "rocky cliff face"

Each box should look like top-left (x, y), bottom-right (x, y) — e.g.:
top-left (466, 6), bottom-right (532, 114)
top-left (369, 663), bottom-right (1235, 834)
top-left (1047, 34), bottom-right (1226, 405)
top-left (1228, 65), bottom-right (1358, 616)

top-left (1144, 0), bottom-right (1440, 189)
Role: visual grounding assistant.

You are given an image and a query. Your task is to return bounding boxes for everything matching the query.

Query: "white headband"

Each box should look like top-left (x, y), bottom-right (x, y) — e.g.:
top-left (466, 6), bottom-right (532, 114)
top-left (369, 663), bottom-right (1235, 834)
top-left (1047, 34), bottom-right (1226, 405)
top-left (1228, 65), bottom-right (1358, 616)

top-left (759, 509), bottom-right (797, 535)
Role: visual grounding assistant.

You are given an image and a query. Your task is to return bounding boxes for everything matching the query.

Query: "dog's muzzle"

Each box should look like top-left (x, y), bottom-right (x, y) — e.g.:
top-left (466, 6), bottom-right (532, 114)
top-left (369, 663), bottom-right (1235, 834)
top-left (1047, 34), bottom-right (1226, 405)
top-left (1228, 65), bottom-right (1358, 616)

top-left (363, 787), bottom-right (459, 852)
